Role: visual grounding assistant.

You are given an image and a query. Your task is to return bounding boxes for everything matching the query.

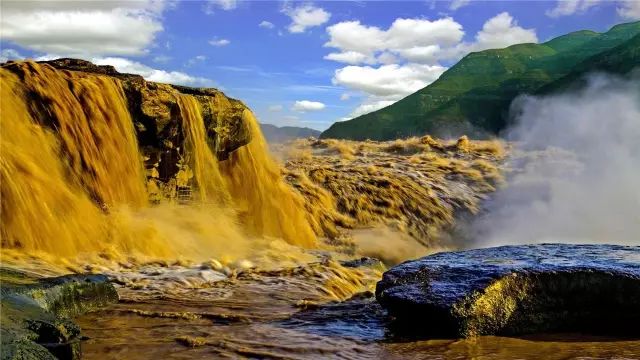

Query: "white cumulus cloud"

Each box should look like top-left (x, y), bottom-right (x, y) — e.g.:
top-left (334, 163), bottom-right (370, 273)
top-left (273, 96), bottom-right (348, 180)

top-left (617, 0), bottom-right (640, 19)
top-left (283, 4), bottom-right (331, 33)
top-left (325, 21), bottom-right (386, 58)
top-left (324, 51), bottom-right (375, 65)
top-left (93, 57), bottom-right (215, 87)
top-left (0, 1), bottom-right (168, 57)
top-left (324, 18), bottom-right (463, 66)
top-left (259, 20), bottom-right (275, 29)
top-left (472, 12), bottom-right (538, 51)
top-left (209, 38), bottom-right (230, 47)
top-left (386, 17), bottom-right (464, 49)
top-left (292, 100), bottom-right (326, 112)
top-left (333, 63), bottom-right (446, 98)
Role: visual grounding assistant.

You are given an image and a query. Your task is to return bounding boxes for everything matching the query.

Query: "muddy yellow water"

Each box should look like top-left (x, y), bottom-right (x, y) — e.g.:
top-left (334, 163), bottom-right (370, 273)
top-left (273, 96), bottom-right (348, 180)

top-left (2, 60), bottom-right (638, 359)
top-left (0, 61), bottom-right (315, 262)
top-left (75, 260), bottom-right (640, 359)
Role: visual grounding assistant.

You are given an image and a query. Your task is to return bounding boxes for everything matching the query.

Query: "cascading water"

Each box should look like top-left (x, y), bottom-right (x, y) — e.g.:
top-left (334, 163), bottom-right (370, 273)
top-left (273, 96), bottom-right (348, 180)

top-left (219, 110), bottom-right (317, 248)
top-left (176, 95), bottom-right (231, 205)
top-left (0, 65), bottom-right (110, 256)
top-left (0, 60), bottom-right (317, 263)
top-left (9, 61), bottom-right (148, 208)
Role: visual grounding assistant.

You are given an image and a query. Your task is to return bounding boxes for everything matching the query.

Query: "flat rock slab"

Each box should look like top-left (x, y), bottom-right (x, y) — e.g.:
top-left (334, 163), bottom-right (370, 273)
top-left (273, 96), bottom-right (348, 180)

top-left (376, 244), bottom-right (640, 338)
top-left (1, 268), bottom-right (118, 360)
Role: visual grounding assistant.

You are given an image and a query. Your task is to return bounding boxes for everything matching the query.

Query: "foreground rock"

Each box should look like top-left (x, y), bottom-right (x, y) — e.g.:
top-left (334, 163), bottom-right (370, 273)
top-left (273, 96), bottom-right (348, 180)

top-left (376, 244), bottom-right (640, 338)
top-left (0, 268), bottom-right (118, 360)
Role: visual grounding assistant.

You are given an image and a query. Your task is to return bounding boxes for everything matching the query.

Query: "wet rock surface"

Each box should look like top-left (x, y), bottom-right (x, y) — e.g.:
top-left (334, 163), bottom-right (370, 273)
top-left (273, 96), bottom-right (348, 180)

top-left (2, 58), bottom-right (251, 182)
top-left (376, 244), bottom-right (640, 338)
top-left (0, 268), bottom-right (118, 360)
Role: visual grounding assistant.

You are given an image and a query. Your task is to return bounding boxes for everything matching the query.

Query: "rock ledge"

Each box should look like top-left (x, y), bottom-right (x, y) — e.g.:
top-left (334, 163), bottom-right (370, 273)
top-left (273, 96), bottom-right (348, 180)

top-left (1, 269), bottom-right (118, 360)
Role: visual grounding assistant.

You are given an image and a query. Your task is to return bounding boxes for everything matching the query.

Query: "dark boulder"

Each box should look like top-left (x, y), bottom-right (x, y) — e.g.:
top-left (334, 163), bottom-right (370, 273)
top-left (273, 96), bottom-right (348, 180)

top-left (376, 244), bottom-right (640, 338)
top-left (1, 268), bottom-right (118, 360)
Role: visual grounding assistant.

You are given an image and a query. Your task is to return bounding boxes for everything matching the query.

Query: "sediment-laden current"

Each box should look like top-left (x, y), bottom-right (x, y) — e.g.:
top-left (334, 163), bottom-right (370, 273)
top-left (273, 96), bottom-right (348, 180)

top-left (1, 59), bottom-right (638, 359)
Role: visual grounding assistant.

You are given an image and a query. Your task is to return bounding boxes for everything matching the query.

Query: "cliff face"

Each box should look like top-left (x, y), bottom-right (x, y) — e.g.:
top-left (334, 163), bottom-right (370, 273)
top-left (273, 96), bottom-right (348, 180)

top-left (11, 58), bottom-right (252, 179)
top-left (0, 59), bottom-right (316, 259)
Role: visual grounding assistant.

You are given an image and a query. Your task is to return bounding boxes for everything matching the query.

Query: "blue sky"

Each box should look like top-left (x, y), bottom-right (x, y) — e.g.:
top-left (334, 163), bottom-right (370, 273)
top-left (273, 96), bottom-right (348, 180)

top-left (1, 0), bottom-right (638, 130)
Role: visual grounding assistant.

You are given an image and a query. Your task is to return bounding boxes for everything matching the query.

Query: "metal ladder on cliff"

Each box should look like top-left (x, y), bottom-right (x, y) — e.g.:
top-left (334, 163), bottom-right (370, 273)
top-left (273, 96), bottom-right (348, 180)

top-left (177, 186), bottom-right (192, 204)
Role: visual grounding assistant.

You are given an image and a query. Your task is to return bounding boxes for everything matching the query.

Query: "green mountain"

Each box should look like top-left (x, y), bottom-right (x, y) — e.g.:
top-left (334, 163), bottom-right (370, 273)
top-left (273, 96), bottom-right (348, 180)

top-left (321, 22), bottom-right (640, 140)
top-left (536, 32), bottom-right (640, 94)
top-left (260, 123), bottom-right (321, 143)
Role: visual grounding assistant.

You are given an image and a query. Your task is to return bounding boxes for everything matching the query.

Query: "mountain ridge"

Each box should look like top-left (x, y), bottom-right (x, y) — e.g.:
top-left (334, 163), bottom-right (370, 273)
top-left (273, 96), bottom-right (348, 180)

top-left (321, 21), bottom-right (640, 140)
top-left (260, 123), bottom-right (321, 143)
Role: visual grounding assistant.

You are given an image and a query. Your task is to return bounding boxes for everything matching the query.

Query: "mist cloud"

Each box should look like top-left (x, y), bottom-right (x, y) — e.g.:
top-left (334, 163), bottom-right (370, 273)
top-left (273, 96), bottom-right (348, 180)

top-left (470, 73), bottom-right (640, 247)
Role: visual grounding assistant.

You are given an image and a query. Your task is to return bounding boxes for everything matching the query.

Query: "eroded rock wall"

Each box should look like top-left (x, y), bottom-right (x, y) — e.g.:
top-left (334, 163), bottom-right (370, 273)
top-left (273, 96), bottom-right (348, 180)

top-left (5, 58), bottom-right (251, 184)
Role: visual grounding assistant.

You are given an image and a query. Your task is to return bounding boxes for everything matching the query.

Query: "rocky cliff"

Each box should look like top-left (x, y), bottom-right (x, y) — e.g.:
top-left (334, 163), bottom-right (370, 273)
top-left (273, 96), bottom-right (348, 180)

top-left (4, 58), bottom-right (252, 182)
top-left (0, 58), bottom-right (317, 259)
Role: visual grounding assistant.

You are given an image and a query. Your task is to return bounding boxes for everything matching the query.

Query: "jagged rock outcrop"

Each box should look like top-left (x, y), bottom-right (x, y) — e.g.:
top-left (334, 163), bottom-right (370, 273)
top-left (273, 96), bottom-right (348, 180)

top-left (1, 268), bottom-right (118, 359)
top-left (1, 58), bottom-right (251, 183)
top-left (376, 244), bottom-right (640, 338)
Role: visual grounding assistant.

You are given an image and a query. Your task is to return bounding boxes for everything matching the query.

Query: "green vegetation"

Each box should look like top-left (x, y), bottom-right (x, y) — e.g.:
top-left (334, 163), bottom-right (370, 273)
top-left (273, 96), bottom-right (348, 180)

top-left (321, 22), bottom-right (640, 140)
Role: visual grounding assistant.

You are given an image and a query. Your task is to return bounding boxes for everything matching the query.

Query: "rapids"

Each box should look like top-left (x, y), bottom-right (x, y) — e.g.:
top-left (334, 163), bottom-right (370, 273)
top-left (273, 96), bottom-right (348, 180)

top-left (2, 60), bottom-right (638, 359)
top-left (75, 260), bottom-right (640, 359)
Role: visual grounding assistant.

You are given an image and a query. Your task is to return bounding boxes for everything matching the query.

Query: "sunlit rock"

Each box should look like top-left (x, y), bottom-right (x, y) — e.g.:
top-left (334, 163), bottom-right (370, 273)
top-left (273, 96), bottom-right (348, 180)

top-left (376, 244), bottom-right (640, 337)
top-left (0, 58), bottom-right (318, 258)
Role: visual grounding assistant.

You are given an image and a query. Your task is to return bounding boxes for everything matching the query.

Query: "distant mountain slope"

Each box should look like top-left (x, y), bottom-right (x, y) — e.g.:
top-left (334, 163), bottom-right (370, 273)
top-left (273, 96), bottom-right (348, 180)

top-left (536, 33), bottom-right (640, 94)
top-left (260, 123), bottom-right (321, 143)
top-left (321, 22), bottom-right (640, 140)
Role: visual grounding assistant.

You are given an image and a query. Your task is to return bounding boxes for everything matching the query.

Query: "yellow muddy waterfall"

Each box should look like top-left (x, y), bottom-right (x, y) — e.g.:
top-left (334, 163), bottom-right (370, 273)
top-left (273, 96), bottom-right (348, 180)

top-left (8, 62), bottom-right (148, 208)
top-left (0, 61), bottom-right (316, 262)
top-left (0, 66), bottom-right (109, 256)
top-left (220, 111), bottom-right (316, 248)
top-left (176, 95), bottom-right (231, 205)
